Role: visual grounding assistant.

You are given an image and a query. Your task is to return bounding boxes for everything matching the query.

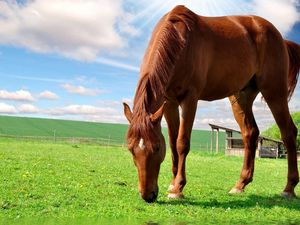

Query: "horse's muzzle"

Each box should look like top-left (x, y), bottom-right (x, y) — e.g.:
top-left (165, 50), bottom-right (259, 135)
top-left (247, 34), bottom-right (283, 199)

top-left (141, 191), bottom-right (158, 203)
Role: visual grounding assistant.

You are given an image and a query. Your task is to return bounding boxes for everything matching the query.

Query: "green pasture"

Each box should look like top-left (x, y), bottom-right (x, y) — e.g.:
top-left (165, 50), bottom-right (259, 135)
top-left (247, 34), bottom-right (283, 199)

top-left (0, 115), bottom-right (128, 144)
top-left (0, 138), bottom-right (299, 224)
top-left (0, 115), bottom-right (226, 151)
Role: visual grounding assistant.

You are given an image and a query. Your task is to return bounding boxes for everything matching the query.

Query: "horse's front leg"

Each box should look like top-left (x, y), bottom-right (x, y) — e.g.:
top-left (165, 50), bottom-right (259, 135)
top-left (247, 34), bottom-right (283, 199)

top-left (167, 96), bottom-right (198, 199)
top-left (164, 100), bottom-right (180, 192)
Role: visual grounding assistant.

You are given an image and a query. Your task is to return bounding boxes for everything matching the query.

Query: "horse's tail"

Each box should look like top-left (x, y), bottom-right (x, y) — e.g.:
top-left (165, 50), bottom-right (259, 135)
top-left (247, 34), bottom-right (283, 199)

top-left (285, 40), bottom-right (300, 101)
top-left (142, 5), bottom-right (196, 99)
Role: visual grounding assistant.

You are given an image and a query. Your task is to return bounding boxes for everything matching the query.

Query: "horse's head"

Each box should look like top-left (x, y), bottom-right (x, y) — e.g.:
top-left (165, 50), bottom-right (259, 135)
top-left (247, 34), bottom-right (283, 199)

top-left (123, 102), bottom-right (166, 203)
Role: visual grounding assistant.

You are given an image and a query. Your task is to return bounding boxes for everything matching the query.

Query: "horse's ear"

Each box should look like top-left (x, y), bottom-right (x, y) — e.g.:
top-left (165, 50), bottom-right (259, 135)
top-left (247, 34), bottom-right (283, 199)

top-left (123, 103), bottom-right (133, 123)
top-left (150, 101), bottom-right (167, 123)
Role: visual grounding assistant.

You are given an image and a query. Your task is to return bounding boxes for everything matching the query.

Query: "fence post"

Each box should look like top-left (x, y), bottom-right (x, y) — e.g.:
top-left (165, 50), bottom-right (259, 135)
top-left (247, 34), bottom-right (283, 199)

top-left (210, 129), bottom-right (214, 153)
top-left (53, 130), bottom-right (56, 143)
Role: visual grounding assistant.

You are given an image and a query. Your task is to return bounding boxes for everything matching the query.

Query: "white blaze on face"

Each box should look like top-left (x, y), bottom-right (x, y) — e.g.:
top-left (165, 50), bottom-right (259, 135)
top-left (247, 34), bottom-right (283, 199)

top-left (139, 138), bottom-right (145, 150)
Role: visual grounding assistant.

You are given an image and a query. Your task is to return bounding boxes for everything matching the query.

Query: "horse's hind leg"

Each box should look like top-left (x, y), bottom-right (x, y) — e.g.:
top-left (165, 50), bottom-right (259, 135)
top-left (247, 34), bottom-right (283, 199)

top-left (229, 86), bottom-right (259, 193)
top-left (260, 93), bottom-right (299, 197)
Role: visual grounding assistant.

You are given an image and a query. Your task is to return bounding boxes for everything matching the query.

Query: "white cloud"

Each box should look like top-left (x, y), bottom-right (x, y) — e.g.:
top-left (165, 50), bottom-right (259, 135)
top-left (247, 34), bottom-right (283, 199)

top-left (82, 114), bottom-right (128, 124)
top-left (96, 100), bottom-right (122, 108)
top-left (18, 104), bottom-right (40, 113)
top-left (38, 90), bottom-right (59, 100)
top-left (0, 103), bottom-right (17, 114)
top-left (0, 0), bottom-right (138, 61)
top-left (95, 57), bottom-right (139, 72)
top-left (253, 0), bottom-right (300, 36)
top-left (0, 89), bottom-right (35, 102)
top-left (61, 84), bottom-right (106, 96)
top-left (47, 104), bottom-right (117, 116)
top-left (196, 117), bottom-right (237, 129)
top-left (289, 89), bottom-right (300, 112)
top-left (193, 96), bottom-right (278, 131)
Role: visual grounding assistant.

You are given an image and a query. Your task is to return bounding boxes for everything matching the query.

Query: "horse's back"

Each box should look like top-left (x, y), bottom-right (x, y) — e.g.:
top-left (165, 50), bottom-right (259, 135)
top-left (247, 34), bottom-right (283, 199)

top-left (190, 15), bottom-right (260, 99)
top-left (199, 14), bottom-right (285, 65)
top-left (190, 14), bottom-right (287, 100)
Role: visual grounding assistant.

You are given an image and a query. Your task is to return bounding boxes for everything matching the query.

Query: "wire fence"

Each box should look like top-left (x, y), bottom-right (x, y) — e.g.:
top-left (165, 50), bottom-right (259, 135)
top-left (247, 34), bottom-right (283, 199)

top-left (0, 134), bottom-right (126, 148)
top-left (0, 134), bottom-right (224, 153)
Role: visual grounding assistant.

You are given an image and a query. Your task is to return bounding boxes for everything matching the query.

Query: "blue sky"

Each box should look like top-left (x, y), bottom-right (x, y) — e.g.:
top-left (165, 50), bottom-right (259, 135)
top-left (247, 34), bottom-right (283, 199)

top-left (0, 0), bottom-right (300, 130)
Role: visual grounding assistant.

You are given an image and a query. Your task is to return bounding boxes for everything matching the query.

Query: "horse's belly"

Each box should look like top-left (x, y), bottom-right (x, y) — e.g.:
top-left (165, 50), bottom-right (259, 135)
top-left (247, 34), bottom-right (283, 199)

top-left (199, 72), bottom-right (254, 101)
top-left (198, 51), bottom-right (257, 100)
top-left (199, 88), bottom-right (238, 101)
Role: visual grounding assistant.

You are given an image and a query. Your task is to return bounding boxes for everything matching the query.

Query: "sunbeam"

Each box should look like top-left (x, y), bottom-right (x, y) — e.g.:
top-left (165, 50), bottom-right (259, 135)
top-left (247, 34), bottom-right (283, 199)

top-left (137, 0), bottom-right (176, 29)
top-left (131, 0), bottom-right (252, 24)
top-left (128, 0), bottom-right (299, 37)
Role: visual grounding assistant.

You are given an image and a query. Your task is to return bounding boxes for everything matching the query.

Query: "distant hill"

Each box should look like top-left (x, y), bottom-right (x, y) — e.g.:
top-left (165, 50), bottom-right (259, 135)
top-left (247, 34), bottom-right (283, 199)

top-left (0, 115), bottom-right (225, 151)
top-left (0, 115), bottom-right (128, 144)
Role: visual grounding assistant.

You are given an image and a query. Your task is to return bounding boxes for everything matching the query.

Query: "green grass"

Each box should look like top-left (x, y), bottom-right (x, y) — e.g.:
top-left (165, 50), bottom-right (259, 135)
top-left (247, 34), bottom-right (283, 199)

top-left (0, 139), bottom-right (299, 224)
top-left (0, 115), bottom-right (225, 151)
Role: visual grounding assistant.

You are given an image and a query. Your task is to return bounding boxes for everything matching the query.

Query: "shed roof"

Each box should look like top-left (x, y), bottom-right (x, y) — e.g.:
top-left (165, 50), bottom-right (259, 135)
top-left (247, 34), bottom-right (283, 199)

top-left (209, 123), bottom-right (239, 133)
top-left (208, 123), bottom-right (283, 144)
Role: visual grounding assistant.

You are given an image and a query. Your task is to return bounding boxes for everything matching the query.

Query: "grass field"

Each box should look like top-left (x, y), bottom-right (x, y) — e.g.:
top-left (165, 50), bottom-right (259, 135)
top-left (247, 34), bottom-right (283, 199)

top-left (0, 115), bottom-right (226, 151)
top-left (1, 138), bottom-right (299, 224)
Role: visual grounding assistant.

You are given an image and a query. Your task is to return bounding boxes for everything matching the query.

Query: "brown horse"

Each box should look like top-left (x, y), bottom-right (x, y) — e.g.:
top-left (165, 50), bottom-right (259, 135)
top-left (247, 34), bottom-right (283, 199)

top-left (123, 5), bottom-right (300, 203)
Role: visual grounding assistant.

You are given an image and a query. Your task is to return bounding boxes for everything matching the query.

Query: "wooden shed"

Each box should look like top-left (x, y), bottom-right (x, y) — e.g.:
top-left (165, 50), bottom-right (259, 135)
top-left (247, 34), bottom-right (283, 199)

top-left (209, 123), bottom-right (286, 158)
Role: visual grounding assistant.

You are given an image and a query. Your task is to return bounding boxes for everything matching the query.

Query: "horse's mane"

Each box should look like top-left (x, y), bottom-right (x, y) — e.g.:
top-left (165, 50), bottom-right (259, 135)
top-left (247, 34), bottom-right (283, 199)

top-left (127, 6), bottom-right (196, 149)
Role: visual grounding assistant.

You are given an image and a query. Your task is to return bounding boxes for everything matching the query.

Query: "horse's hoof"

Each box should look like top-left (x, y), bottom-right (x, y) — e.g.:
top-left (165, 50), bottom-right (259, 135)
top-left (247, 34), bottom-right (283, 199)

top-left (229, 187), bottom-right (244, 194)
top-left (168, 184), bottom-right (175, 192)
top-left (167, 192), bottom-right (184, 199)
top-left (281, 191), bottom-right (296, 198)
